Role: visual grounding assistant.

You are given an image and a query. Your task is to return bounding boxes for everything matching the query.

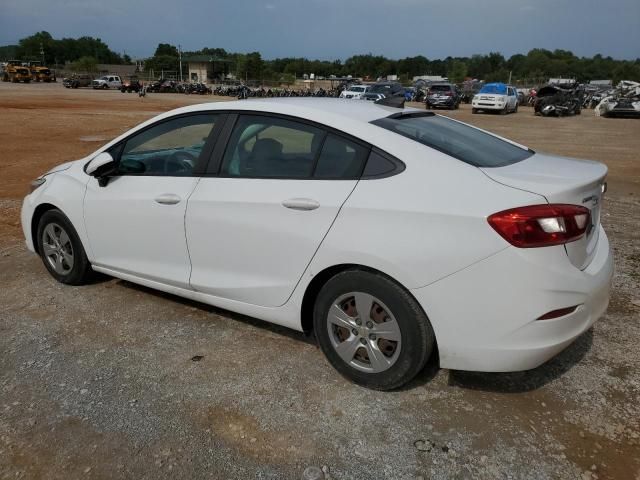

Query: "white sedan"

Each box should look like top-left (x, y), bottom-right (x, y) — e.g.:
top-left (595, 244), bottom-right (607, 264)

top-left (21, 99), bottom-right (613, 390)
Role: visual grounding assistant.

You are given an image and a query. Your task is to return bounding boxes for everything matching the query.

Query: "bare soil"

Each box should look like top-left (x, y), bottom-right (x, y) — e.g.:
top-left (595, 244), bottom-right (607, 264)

top-left (1, 82), bottom-right (639, 480)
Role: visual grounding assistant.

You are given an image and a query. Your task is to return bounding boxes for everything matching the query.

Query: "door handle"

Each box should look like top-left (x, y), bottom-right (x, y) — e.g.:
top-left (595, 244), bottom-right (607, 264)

top-left (282, 198), bottom-right (320, 211)
top-left (154, 193), bottom-right (182, 205)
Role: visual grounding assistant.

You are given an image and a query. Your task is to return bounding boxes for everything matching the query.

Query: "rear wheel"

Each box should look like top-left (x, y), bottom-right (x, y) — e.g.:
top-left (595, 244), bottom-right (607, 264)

top-left (37, 210), bottom-right (94, 285)
top-left (313, 270), bottom-right (435, 390)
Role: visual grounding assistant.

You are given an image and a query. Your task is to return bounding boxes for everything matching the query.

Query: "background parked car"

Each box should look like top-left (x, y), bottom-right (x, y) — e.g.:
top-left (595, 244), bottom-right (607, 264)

top-left (471, 83), bottom-right (519, 114)
top-left (339, 84), bottom-right (370, 99)
top-left (91, 75), bottom-right (122, 90)
top-left (425, 83), bottom-right (461, 110)
top-left (120, 77), bottom-right (141, 93)
top-left (362, 82), bottom-right (405, 101)
top-left (63, 74), bottom-right (94, 89)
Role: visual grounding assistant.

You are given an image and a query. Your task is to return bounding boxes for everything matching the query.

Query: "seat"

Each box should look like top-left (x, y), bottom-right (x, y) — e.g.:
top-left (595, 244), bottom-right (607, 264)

top-left (242, 138), bottom-right (283, 176)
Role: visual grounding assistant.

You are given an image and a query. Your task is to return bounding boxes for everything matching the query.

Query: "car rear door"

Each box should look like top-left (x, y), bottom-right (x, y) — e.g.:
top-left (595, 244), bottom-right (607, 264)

top-left (84, 112), bottom-right (221, 287)
top-left (185, 113), bottom-right (370, 307)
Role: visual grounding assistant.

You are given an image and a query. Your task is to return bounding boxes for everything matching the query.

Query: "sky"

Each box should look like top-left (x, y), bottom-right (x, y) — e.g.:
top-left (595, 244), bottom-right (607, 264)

top-left (1, 0), bottom-right (639, 61)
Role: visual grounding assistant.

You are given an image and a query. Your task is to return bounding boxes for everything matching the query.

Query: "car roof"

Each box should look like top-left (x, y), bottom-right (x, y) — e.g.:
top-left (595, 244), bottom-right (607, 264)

top-left (172, 98), bottom-right (412, 125)
top-left (99, 99), bottom-right (425, 159)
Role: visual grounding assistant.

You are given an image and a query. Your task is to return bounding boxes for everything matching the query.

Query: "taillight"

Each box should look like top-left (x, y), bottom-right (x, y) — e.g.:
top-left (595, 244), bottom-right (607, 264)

top-left (487, 204), bottom-right (591, 248)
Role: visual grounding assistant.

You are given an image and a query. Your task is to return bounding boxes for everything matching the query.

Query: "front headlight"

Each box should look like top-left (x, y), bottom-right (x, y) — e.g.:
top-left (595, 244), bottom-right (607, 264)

top-left (29, 177), bottom-right (46, 193)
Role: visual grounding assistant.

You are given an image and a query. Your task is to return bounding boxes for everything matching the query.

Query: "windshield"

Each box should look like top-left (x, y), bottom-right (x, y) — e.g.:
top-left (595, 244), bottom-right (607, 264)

top-left (349, 86), bottom-right (366, 92)
top-left (371, 113), bottom-right (533, 168)
top-left (479, 84), bottom-right (507, 94)
top-left (429, 85), bottom-right (452, 92)
top-left (370, 84), bottom-right (392, 93)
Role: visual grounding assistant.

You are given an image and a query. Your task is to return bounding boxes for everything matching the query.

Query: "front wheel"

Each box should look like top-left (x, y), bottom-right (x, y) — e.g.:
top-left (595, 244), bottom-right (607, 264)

top-left (313, 270), bottom-right (435, 390)
top-left (37, 210), bottom-right (94, 285)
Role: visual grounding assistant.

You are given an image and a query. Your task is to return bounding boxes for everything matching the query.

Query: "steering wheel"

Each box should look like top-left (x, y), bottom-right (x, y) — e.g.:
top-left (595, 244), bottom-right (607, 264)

top-left (167, 150), bottom-right (198, 174)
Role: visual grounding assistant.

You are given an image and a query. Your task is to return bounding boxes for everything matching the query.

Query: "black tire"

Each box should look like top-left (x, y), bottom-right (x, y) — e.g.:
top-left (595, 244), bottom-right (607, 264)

top-left (37, 209), bottom-right (94, 285)
top-left (313, 270), bottom-right (435, 390)
top-left (500, 105), bottom-right (507, 115)
top-left (514, 103), bottom-right (518, 113)
top-left (472, 108), bottom-right (478, 114)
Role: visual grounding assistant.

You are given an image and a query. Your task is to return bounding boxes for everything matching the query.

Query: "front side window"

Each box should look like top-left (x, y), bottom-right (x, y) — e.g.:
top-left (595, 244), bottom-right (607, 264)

top-left (220, 116), bottom-right (324, 178)
top-left (118, 114), bottom-right (218, 176)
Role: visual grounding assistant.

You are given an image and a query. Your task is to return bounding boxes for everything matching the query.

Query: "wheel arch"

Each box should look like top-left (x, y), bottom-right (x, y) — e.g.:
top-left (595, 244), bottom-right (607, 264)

top-left (300, 264), bottom-right (438, 354)
top-left (31, 203), bottom-right (61, 254)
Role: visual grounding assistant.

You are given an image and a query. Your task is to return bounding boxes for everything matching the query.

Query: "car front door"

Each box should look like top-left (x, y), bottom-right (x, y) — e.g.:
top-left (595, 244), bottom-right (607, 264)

top-left (186, 113), bottom-right (370, 307)
top-left (84, 112), bottom-right (220, 287)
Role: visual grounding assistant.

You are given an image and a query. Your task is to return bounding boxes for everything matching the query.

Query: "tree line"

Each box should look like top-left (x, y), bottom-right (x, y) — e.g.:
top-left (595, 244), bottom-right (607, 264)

top-left (123, 43), bottom-right (640, 86)
top-left (1, 31), bottom-right (130, 66)
top-left (3, 32), bottom-right (639, 85)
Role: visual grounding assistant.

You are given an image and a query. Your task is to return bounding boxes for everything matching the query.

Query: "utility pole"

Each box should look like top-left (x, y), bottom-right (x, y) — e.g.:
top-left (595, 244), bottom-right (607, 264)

top-left (40, 42), bottom-right (45, 64)
top-left (178, 44), bottom-right (183, 82)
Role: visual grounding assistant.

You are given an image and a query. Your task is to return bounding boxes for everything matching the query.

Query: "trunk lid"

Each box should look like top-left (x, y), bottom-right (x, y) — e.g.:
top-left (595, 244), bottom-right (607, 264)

top-left (481, 153), bottom-right (607, 269)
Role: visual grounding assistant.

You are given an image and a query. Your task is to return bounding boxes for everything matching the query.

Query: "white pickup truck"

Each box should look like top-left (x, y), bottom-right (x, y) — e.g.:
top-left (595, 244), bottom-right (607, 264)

top-left (91, 75), bottom-right (122, 89)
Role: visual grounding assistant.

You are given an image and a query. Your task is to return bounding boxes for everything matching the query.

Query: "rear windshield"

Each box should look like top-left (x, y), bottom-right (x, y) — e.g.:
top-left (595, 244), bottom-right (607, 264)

top-left (370, 84), bottom-right (393, 93)
top-left (349, 86), bottom-right (366, 92)
top-left (372, 113), bottom-right (533, 168)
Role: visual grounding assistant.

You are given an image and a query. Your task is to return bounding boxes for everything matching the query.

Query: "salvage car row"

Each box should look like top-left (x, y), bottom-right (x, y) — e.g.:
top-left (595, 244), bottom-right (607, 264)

top-left (58, 72), bottom-right (640, 118)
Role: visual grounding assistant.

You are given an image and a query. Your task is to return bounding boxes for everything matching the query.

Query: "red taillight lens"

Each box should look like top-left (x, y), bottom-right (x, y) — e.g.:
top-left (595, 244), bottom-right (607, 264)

top-left (487, 204), bottom-right (591, 248)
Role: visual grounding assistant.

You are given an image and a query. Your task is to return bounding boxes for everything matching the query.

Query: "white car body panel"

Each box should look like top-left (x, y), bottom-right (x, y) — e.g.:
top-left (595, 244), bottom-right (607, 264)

top-left (186, 177), bottom-right (358, 307)
top-left (20, 98), bottom-right (613, 373)
top-left (84, 176), bottom-right (200, 288)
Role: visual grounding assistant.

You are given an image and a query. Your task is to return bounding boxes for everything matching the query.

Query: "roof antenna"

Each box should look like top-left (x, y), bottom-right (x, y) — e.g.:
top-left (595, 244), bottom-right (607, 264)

top-left (375, 96), bottom-right (405, 109)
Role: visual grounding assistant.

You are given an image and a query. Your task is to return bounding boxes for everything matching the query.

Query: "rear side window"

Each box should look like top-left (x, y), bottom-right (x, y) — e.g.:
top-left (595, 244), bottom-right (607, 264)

top-left (314, 135), bottom-right (369, 179)
top-left (372, 113), bottom-right (533, 168)
top-left (220, 115), bottom-right (324, 178)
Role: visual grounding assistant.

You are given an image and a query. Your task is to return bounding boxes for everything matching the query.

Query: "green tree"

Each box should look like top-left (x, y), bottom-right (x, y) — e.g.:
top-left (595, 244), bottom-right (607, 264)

top-left (71, 56), bottom-right (98, 72)
top-left (447, 60), bottom-right (468, 83)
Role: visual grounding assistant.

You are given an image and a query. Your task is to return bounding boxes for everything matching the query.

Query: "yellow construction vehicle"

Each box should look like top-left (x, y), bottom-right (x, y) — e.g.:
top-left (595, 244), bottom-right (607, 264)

top-left (1, 60), bottom-right (31, 83)
top-left (27, 61), bottom-right (53, 82)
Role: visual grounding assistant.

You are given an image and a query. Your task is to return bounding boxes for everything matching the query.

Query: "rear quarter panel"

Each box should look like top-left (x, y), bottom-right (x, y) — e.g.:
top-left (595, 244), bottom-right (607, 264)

top-left (306, 141), bottom-right (546, 290)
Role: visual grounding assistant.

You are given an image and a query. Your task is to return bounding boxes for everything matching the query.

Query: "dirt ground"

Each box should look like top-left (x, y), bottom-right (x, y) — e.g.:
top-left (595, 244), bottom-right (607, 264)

top-left (1, 82), bottom-right (639, 480)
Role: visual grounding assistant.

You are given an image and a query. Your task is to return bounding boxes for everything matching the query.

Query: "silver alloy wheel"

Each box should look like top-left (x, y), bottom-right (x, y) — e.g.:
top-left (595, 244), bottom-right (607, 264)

top-left (327, 292), bottom-right (402, 373)
top-left (41, 222), bottom-right (74, 275)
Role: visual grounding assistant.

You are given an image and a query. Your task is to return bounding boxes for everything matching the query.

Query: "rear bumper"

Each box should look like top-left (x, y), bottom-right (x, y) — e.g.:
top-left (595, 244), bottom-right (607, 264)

top-left (427, 98), bottom-right (456, 107)
top-left (411, 226), bottom-right (613, 372)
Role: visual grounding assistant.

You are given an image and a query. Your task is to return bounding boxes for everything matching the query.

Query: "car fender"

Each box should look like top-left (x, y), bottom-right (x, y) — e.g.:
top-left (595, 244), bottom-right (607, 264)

top-left (24, 161), bottom-right (93, 260)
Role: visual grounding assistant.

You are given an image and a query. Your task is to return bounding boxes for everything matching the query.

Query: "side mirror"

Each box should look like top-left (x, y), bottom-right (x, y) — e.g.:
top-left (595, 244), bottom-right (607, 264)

top-left (86, 152), bottom-right (115, 176)
top-left (86, 152), bottom-right (117, 187)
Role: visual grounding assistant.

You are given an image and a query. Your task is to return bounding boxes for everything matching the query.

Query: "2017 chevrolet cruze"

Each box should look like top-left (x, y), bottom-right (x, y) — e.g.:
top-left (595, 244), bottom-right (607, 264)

top-left (21, 99), bottom-right (613, 390)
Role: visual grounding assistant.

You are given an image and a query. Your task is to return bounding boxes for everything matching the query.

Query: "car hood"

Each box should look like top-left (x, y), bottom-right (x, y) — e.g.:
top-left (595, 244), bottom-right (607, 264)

top-left (42, 160), bottom-right (76, 177)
